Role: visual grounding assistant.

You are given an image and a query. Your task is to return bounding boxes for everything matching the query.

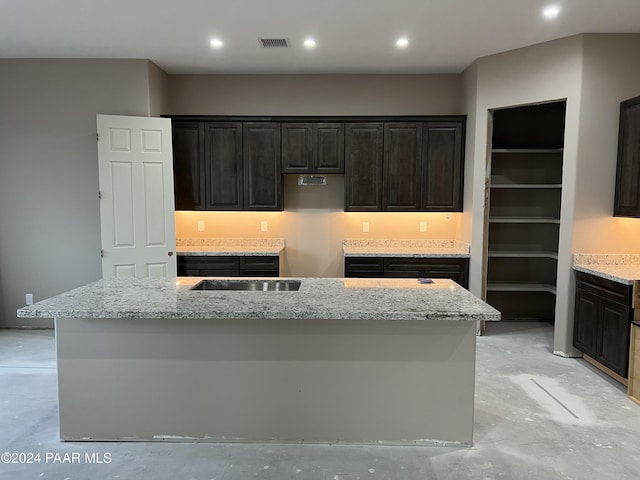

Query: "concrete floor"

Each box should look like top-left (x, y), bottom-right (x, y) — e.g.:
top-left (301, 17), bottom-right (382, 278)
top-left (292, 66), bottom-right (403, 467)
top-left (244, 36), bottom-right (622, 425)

top-left (1, 322), bottom-right (639, 480)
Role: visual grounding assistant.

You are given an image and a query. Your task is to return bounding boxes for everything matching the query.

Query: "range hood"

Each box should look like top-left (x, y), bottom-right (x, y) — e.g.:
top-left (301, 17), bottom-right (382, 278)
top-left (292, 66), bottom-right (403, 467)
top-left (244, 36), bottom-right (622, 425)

top-left (297, 175), bottom-right (327, 186)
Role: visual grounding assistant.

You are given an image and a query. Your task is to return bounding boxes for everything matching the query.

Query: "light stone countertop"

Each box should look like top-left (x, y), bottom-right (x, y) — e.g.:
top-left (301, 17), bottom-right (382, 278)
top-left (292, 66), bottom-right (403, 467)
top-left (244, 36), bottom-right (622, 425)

top-left (573, 254), bottom-right (640, 285)
top-left (343, 239), bottom-right (470, 258)
top-left (17, 277), bottom-right (500, 322)
top-left (176, 246), bottom-right (283, 256)
top-left (176, 238), bottom-right (284, 256)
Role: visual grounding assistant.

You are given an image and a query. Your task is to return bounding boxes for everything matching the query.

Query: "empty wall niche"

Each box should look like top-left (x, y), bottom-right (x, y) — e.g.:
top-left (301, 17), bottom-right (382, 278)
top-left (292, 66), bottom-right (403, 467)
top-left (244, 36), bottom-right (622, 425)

top-left (485, 101), bottom-right (566, 323)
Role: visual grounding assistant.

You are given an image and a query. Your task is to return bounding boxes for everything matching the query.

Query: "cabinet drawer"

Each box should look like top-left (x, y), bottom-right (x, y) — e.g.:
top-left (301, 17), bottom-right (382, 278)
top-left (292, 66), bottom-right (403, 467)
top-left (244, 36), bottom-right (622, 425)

top-left (384, 258), bottom-right (469, 288)
top-left (239, 256), bottom-right (279, 275)
top-left (575, 272), bottom-right (632, 306)
top-left (344, 257), bottom-right (384, 277)
top-left (177, 256), bottom-right (239, 276)
top-left (345, 256), bottom-right (469, 287)
top-left (383, 257), bottom-right (465, 272)
top-left (239, 256), bottom-right (279, 270)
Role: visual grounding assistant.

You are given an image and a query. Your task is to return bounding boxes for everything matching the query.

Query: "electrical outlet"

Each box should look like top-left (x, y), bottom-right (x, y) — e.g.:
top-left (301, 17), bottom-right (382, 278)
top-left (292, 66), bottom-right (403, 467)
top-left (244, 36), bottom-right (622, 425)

top-left (25, 293), bottom-right (33, 306)
top-left (420, 221), bottom-right (427, 233)
top-left (362, 222), bottom-right (370, 233)
top-left (197, 220), bottom-right (205, 232)
top-left (261, 221), bottom-right (268, 232)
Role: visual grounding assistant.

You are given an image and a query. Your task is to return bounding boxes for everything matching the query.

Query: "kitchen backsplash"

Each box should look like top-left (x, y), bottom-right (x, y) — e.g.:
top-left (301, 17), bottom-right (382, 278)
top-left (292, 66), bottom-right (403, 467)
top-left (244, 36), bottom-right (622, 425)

top-left (177, 237), bottom-right (285, 248)
top-left (343, 238), bottom-right (470, 251)
top-left (573, 253), bottom-right (640, 266)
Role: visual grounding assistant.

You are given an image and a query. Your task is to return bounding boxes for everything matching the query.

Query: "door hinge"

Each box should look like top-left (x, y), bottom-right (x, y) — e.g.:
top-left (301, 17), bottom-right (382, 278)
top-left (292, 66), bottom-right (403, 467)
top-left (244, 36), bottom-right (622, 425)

top-left (100, 249), bottom-right (104, 258)
top-left (96, 132), bottom-right (99, 142)
top-left (98, 191), bottom-right (102, 200)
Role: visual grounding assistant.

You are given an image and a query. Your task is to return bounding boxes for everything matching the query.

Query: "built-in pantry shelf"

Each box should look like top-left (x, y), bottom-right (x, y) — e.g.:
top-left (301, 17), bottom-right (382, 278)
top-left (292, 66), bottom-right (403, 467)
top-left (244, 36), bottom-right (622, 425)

top-left (487, 251), bottom-right (558, 259)
top-left (486, 282), bottom-right (557, 294)
top-left (491, 148), bottom-right (564, 154)
top-left (485, 101), bottom-right (566, 323)
top-left (488, 216), bottom-right (560, 224)
top-left (490, 183), bottom-right (562, 189)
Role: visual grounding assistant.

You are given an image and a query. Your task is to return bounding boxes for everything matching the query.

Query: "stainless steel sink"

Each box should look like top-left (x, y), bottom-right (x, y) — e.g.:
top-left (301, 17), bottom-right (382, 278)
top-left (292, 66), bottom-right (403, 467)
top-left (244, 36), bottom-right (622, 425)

top-left (191, 279), bottom-right (301, 291)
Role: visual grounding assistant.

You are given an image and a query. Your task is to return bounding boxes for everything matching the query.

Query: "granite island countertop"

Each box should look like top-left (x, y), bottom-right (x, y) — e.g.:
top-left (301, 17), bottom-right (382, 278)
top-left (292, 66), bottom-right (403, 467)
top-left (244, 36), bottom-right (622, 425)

top-left (17, 277), bottom-right (500, 322)
top-left (573, 254), bottom-right (640, 285)
top-left (176, 238), bottom-right (284, 256)
top-left (343, 239), bottom-right (470, 258)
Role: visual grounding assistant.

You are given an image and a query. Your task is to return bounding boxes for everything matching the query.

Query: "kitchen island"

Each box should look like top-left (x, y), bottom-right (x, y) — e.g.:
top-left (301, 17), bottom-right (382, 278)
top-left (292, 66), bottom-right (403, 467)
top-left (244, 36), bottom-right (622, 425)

top-left (18, 277), bottom-right (499, 446)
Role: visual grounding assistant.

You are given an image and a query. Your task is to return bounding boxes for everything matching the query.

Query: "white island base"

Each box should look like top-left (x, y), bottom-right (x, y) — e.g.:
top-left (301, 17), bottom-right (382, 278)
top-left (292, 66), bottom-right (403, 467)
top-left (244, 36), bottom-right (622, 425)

top-left (56, 316), bottom-right (477, 446)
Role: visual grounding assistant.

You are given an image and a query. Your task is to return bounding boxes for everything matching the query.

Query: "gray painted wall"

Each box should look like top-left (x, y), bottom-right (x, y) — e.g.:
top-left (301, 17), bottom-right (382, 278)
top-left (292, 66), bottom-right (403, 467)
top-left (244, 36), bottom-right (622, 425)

top-left (461, 35), bottom-right (584, 355)
top-left (148, 61), bottom-right (169, 117)
top-left (168, 73), bottom-right (464, 278)
top-left (168, 74), bottom-right (463, 115)
top-left (573, 34), bottom-right (640, 252)
top-left (3, 34), bottom-right (640, 333)
top-left (461, 33), bottom-right (640, 355)
top-left (0, 59), bottom-right (153, 327)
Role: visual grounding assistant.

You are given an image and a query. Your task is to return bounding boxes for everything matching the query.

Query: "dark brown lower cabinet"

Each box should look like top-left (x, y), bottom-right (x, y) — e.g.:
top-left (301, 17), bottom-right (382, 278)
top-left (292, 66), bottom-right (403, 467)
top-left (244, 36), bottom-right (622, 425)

top-left (573, 272), bottom-right (633, 378)
top-left (345, 257), bottom-right (469, 289)
top-left (177, 255), bottom-right (279, 277)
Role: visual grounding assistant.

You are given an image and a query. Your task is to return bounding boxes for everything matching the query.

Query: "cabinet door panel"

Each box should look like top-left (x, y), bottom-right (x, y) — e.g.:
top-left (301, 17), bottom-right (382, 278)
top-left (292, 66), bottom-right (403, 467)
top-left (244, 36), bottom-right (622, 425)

top-left (421, 122), bottom-right (464, 211)
top-left (314, 123), bottom-right (345, 173)
top-left (614, 96), bottom-right (640, 217)
top-left (282, 123), bottom-right (313, 173)
top-left (204, 123), bottom-right (243, 210)
top-left (383, 123), bottom-right (422, 211)
top-left (172, 122), bottom-right (205, 210)
top-left (243, 123), bottom-right (282, 210)
top-left (573, 288), bottom-right (599, 357)
top-left (345, 123), bottom-right (383, 211)
top-left (598, 299), bottom-right (631, 377)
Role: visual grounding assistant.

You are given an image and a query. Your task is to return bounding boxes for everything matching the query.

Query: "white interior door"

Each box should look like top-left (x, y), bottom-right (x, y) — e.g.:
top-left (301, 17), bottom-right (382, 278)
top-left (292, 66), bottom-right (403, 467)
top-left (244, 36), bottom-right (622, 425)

top-left (97, 114), bottom-right (176, 278)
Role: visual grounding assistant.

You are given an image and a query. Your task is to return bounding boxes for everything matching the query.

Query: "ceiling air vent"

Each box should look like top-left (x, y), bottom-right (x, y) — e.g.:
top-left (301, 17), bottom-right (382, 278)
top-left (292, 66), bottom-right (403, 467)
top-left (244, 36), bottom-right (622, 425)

top-left (259, 38), bottom-right (290, 48)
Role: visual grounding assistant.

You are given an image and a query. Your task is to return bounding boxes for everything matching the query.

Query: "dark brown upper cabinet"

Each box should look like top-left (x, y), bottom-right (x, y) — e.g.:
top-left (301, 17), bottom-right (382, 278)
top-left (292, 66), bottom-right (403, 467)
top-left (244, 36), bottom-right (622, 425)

top-left (383, 123), bottom-right (422, 211)
top-left (170, 115), bottom-right (464, 213)
top-left (314, 123), bottom-right (344, 173)
top-left (614, 95), bottom-right (640, 217)
top-left (172, 122), bottom-right (243, 211)
top-left (281, 123), bottom-right (313, 173)
top-left (204, 123), bottom-right (243, 210)
top-left (281, 122), bottom-right (344, 173)
top-left (421, 121), bottom-right (464, 211)
top-left (243, 123), bottom-right (282, 211)
top-left (347, 119), bottom-right (464, 212)
top-left (172, 122), bottom-right (205, 210)
top-left (344, 123), bottom-right (384, 211)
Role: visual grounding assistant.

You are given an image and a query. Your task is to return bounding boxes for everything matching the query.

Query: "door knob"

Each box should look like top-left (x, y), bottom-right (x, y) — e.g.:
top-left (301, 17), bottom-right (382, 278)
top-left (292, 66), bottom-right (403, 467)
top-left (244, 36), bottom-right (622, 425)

top-left (168, 251), bottom-right (174, 257)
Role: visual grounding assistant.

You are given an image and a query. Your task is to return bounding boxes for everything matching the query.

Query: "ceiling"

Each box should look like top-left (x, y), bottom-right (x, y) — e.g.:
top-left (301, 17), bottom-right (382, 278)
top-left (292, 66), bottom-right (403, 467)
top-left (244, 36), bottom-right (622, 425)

top-left (2, 0), bottom-right (640, 75)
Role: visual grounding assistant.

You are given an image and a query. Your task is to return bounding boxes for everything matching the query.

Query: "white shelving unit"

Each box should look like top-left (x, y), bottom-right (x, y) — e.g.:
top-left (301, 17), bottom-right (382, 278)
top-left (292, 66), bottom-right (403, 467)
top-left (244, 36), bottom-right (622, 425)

top-left (485, 103), bottom-right (565, 322)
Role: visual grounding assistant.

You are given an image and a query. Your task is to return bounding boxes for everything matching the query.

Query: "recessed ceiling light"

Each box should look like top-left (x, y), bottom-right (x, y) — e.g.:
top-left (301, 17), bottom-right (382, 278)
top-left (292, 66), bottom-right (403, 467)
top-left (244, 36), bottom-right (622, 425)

top-left (304, 38), bottom-right (316, 48)
top-left (209, 38), bottom-right (224, 48)
top-left (396, 37), bottom-right (409, 48)
top-left (542, 6), bottom-right (560, 19)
